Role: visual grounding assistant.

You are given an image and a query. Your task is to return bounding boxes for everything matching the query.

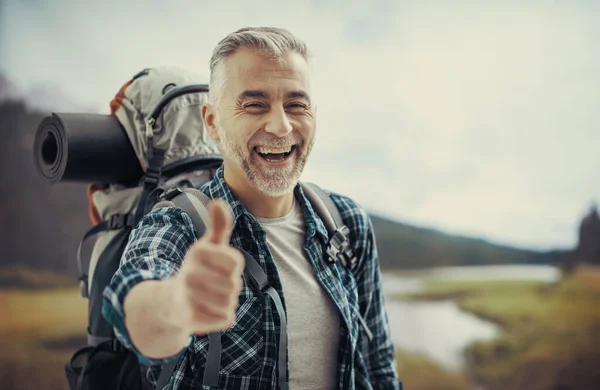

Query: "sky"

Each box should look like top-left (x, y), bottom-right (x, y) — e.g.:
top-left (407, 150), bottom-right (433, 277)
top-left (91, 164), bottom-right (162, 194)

top-left (1, 0), bottom-right (598, 251)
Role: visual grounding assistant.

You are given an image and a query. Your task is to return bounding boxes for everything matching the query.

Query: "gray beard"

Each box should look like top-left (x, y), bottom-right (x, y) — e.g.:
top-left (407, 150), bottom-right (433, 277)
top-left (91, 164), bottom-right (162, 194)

top-left (219, 133), bottom-right (313, 197)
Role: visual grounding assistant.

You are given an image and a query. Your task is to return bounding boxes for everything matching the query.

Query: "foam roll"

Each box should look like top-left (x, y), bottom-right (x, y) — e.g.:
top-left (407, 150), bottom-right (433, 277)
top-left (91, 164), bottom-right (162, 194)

top-left (33, 113), bottom-right (144, 184)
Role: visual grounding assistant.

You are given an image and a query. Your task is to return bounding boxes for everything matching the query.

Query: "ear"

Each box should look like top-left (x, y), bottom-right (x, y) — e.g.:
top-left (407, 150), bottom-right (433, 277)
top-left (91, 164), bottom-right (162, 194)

top-left (202, 103), bottom-right (220, 141)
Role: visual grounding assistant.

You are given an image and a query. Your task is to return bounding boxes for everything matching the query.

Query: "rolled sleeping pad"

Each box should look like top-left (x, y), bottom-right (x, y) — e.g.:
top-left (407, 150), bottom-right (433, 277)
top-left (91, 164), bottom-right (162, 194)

top-left (33, 113), bottom-right (144, 185)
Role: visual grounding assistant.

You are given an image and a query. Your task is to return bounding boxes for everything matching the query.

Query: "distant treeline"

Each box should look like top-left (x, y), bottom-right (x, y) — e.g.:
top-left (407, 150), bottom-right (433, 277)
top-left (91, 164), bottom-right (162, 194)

top-left (0, 100), bottom-right (565, 278)
top-left (370, 215), bottom-right (565, 269)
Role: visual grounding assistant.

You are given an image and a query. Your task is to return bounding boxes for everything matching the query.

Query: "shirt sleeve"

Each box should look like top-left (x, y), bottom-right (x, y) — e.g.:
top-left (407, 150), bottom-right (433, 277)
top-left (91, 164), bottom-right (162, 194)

top-left (357, 218), bottom-right (403, 390)
top-left (101, 206), bottom-right (198, 366)
top-left (332, 193), bottom-right (402, 390)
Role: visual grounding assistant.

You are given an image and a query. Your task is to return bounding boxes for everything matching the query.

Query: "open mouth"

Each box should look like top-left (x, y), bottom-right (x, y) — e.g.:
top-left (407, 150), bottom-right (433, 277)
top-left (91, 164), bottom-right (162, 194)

top-left (253, 145), bottom-right (297, 162)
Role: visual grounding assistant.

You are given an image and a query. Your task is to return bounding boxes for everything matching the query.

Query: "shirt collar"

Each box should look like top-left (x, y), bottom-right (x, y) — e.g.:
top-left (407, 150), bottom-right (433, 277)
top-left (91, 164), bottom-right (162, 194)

top-left (202, 166), bottom-right (329, 243)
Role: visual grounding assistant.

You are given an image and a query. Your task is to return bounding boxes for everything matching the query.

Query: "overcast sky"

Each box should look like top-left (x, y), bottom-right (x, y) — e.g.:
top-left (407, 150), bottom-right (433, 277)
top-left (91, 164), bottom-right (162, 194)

top-left (1, 0), bottom-right (598, 251)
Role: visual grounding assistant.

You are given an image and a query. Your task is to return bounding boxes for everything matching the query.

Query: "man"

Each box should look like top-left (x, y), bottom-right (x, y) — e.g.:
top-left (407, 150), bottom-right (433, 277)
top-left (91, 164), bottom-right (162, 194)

top-left (102, 27), bottom-right (401, 390)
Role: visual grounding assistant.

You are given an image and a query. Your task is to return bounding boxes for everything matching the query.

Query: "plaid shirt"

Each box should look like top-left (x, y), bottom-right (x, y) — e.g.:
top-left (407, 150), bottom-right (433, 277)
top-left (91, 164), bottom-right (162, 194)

top-left (102, 167), bottom-right (401, 390)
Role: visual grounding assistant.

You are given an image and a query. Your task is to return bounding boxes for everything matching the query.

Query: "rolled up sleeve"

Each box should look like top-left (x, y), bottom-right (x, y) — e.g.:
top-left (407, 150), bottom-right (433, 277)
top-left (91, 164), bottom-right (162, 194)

top-left (101, 206), bottom-right (197, 366)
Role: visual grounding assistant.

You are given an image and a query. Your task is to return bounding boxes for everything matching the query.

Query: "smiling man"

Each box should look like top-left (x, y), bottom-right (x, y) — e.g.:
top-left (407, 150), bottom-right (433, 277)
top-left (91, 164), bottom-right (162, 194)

top-left (102, 27), bottom-right (401, 390)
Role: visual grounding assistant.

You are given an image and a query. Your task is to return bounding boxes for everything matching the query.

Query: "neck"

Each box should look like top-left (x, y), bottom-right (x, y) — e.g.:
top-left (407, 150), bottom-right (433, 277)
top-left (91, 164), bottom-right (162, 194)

top-left (223, 163), bottom-right (295, 219)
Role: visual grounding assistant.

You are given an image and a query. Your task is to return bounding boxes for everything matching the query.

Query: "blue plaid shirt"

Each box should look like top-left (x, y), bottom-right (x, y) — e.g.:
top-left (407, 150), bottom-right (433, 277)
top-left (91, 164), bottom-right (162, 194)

top-left (102, 167), bottom-right (401, 389)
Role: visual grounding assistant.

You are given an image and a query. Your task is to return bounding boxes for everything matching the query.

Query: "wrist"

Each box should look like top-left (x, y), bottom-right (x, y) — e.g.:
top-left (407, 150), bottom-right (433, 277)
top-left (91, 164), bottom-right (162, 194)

top-left (159, 276), bottom-right (189, 335)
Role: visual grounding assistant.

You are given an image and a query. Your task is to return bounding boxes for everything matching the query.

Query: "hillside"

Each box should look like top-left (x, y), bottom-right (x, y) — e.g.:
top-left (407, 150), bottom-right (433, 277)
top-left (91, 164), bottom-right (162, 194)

top-left (370, 214), bottom-right (565, 269)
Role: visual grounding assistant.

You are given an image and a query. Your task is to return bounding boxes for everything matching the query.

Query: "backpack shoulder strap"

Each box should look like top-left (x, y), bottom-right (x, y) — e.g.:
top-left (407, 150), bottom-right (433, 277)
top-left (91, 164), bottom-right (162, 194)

top-left (299, 182), bottom-right (373, 343)
top-left (301, 182), bottom-right (344, 228)
top-left (165, 187), bottom-right (212, 236)
top-left (77, 213), bottom-right (136, 298)
top-left (300, 182), bottom-right (357, 270)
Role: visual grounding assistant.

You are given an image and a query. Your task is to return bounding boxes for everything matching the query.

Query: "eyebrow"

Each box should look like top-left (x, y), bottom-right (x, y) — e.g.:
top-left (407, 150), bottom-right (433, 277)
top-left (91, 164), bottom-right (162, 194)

top-left (287, 90), bottom-right (312, 105)
top-left (236, 90), bottom-right (269, 101)
top-left (236, 89), bottom-right (311, 104)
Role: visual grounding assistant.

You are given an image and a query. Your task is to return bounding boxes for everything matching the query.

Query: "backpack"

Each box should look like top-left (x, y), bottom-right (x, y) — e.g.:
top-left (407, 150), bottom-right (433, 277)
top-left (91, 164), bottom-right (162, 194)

top-left (64, 66), bottom-right (223, 390)
top-left (63, 66), bottom-right (368, 390)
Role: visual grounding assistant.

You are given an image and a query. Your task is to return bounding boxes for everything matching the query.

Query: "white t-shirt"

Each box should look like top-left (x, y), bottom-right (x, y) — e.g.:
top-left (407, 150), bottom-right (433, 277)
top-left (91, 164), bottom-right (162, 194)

top-left (256, 199), bottom-right (341, 390)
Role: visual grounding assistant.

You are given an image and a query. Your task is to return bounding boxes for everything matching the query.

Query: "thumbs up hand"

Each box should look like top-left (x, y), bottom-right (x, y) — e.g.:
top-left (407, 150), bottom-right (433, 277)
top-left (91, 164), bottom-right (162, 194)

top-left (167, 199), bottom-right (245, 335)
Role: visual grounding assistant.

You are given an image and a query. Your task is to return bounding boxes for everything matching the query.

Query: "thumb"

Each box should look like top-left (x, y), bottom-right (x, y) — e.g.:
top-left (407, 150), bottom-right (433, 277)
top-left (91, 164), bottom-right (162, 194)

top-left (203, 199), bottom-right (233, 246)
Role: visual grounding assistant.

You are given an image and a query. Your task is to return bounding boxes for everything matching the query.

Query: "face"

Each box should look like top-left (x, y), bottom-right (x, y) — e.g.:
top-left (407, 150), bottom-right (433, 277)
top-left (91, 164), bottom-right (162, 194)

top-left (204, 48), bottom-right (316, 197)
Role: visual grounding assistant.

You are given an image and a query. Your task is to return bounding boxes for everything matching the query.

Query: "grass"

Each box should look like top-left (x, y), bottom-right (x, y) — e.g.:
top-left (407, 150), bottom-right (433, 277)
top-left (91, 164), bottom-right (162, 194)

top-left (4, 266), bottom-right (599, 389)
top-left (395, 348), bottom-right (469, 390)
top-left (394, 275), bottom-right (600, 390)
top-left (0, 285), bottom-right (468, 390)
top-left (0, 265), bottom-right (76, 290)
top-left (1, 286), bottom-right (88, 390)
top-left (1, 267), bottom-right (471, 390)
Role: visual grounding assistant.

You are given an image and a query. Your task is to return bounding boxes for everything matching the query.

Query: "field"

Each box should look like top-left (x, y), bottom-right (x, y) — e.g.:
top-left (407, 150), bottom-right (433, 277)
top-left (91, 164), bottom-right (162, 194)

top-left (2, 267), bottom-right (600, 390)
top-left (395, 348), bottom-right (470, 390)
top-left (393, 270), bottom-right (600, 390)
top-left (2, 285), bottom-right (87, 390)
top-left (4, 285), bottom-right (461, 390)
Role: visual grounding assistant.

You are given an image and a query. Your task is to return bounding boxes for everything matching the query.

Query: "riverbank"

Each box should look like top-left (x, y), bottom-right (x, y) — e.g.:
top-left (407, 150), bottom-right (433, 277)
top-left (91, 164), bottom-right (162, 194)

top-left (395, 348), bottom-right (469, 390)
top-left (393, 275), bottom-right (600, 390)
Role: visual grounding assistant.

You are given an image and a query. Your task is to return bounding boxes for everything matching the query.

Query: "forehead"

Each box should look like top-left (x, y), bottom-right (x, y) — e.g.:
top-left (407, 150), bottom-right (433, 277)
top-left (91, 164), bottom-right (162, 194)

top-left (223, 48), bottom-right (311, 97)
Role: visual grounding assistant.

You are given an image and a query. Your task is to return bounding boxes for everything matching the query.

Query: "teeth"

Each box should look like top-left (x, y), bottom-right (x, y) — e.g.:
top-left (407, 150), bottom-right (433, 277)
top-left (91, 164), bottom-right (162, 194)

top-left (255, 145), bottom-right (293, 154)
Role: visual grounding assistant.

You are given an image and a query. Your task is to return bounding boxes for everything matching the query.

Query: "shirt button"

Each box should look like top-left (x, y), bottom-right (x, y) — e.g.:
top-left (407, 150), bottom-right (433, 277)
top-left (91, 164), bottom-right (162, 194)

top-left (260, 250), bottom-right (267, 257)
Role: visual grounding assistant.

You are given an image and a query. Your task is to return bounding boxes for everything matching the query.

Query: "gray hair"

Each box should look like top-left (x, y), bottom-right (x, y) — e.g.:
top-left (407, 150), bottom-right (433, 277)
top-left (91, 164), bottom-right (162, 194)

top-left (208, 27), bottom-right (309, 106)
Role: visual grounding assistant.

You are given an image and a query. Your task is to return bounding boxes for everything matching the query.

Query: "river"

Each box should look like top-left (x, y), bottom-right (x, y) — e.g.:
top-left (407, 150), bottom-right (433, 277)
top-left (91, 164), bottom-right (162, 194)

top-left (381, 264), bottom-right (560, 371)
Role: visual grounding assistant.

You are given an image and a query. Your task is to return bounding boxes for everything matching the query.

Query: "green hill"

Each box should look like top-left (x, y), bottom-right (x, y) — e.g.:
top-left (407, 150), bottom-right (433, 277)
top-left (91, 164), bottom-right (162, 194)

top-left (370, 214), bottom-right (565, 269)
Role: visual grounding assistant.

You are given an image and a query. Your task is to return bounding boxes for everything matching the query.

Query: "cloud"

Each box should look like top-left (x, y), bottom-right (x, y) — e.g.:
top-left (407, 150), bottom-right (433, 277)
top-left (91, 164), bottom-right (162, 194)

top-left (1, 0), bottom-right (598, 250)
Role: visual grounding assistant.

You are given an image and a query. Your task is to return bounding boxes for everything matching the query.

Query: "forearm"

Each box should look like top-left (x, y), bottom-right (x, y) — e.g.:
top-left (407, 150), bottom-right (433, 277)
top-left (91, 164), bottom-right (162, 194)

top-left (123, 278), bottom-right (190, 360)
top-left (101, 207), bottom-right (198, 365)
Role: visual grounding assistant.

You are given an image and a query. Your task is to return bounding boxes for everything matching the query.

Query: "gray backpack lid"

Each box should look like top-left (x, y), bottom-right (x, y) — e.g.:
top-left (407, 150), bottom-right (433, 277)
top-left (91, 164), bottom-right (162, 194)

top-left (111, 66), bottom-right (222, 171)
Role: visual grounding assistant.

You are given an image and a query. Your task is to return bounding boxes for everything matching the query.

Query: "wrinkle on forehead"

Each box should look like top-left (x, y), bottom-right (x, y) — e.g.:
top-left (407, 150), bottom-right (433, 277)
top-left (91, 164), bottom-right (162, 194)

top-left (224, 48), bottom-right (311, 96)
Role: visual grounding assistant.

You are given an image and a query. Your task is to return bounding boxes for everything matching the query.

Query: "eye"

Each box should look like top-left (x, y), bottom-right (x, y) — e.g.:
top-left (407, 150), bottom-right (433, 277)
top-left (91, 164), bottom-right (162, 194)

top-left (243, 102), bottom-right (268, 113)
top-left (286, 103), bottom-right (308, 112)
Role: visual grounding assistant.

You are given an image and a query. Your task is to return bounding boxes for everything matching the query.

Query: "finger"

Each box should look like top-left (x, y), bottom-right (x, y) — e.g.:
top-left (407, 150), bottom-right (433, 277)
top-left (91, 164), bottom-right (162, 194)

top-left (185, 265), bottom-right (243, 298)
top-left (192, 315), bottom-right (236, 335)
top-left (188, 305), bottom-right (234, 334)
top-left (188, 284), bottom-right (239, 314)
top-left (203, 246), bottom-right (245, 276)
top-left (188, 293), bottom-right (235, 324)
top-left (203, 199), bottom-right (233, 246)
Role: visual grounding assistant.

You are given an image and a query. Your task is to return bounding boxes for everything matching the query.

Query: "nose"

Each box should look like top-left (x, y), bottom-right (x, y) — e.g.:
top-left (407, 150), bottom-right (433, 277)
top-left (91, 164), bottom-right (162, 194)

top-left (264, 105), bottom-right (293, 137)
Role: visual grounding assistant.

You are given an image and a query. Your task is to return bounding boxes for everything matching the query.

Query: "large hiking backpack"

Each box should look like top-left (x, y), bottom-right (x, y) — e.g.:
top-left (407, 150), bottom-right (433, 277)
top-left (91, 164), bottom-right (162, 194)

top-left (64, 66), bottom-right (371, 390)
top-left (65, 66), bottom-right (223, 390)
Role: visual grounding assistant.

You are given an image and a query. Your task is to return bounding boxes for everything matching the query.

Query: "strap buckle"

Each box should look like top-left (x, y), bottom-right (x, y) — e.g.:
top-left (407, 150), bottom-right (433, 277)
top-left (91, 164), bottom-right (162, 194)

top-left (144, 167), bottom-right (161, 186)
top-left (79, 275), bottom-right (88, 298)
top-left (111, 338), bottom-right (125, 353)
top-left (109, 214), bottom-right (125, 229)
top-left (144, 147), bottom-right (166, 187)
top-left (109, 214), bottom-right (134, 229)
top-left (325, 226), bottom-right (354, 268)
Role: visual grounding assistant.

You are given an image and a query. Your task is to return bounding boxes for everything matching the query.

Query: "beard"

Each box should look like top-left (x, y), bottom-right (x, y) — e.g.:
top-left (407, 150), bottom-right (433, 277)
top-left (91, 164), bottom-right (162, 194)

top-left (219, 129), bottom-right (314, 197)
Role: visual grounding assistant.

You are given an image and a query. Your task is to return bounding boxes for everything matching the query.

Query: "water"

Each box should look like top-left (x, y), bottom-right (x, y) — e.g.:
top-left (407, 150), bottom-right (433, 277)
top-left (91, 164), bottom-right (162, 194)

top-left (382, 264), bottom-right (559, 370)
top-left (386, 299), bottom-right (498, 370)
top-left (410, 264), bottom-right (560, 283)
